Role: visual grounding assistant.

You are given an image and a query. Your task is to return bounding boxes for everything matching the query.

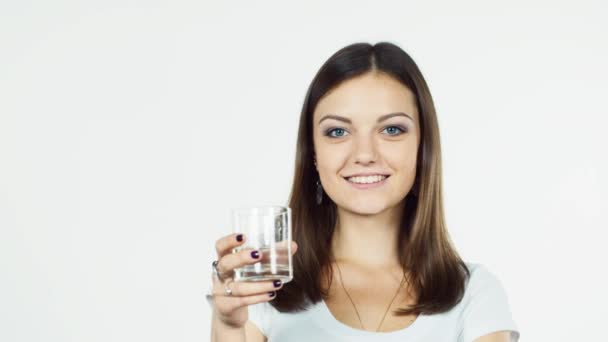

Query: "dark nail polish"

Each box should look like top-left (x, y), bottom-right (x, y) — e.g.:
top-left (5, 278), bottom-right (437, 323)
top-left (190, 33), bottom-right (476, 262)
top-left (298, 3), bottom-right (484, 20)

top-left (236, 234), bottom-right (243, 242)
top-left (268, 291), bottom-right (276, 297)
top-left (273, 280), bottom-right (282, 288)
top-left (251, 250), bottom-right (260, 259)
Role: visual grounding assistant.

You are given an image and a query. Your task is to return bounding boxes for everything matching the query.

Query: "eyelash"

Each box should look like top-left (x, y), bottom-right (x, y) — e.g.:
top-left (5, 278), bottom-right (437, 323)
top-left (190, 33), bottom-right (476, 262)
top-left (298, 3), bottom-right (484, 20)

top-left (323, 126), bottom-right (408, 138)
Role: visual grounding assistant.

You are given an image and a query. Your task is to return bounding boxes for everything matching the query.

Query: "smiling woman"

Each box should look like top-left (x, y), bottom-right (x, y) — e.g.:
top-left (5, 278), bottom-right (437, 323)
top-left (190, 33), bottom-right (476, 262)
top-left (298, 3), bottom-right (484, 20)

top-left (312, 71), bottom-right (420, 217)
top-left (210, 41), bottom-right (520, 342)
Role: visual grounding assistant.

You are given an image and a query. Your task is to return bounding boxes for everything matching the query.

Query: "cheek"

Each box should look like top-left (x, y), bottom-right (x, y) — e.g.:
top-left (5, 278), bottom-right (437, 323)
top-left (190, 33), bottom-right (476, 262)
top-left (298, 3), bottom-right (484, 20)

top-left (388, 155), bottom-right (418, 189)
top-left (387, 144), bottom-right (418, 170)
top-left (403, 153), bottom-right (418, 171)
top-left (395, 161), bottom-right (417, 185)
top-left (317, 146), bottom-right (349, 167)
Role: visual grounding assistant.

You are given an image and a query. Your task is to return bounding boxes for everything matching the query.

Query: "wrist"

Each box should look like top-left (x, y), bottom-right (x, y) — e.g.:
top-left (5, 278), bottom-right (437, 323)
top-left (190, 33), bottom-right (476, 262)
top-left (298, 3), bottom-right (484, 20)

top-left (212, 310), bottom-right (243, 330)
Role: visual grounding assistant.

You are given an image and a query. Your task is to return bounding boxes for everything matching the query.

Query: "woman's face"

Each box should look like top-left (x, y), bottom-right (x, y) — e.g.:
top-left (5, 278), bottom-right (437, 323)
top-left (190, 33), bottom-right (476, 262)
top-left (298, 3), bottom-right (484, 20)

top-left (312, 72), bottom-right (420, 215)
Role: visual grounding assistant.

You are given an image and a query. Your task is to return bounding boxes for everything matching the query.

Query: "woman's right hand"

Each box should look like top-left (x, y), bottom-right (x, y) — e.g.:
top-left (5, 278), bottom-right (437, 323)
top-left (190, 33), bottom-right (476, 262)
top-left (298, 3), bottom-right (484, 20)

top-left (211, 233), bottom-right (298, 329)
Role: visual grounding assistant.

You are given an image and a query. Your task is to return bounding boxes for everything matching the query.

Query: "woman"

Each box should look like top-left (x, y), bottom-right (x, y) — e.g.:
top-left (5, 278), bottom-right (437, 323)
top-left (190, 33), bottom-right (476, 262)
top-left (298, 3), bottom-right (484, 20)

top-left (209, 42), bottom-right (520, 342)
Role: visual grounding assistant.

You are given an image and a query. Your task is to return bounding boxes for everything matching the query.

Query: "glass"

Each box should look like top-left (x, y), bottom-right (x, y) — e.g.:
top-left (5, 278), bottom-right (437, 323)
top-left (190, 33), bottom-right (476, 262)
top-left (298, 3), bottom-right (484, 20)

top-left (231, 205), bottom-right (293, 283)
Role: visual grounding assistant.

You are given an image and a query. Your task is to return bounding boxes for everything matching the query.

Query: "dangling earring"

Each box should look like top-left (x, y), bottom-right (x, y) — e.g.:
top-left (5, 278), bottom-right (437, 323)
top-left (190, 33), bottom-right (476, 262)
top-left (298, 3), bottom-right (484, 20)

top-left (316, 180), bottom-right (323, 205)
top-left (314, 157), bottom-right (323, 204)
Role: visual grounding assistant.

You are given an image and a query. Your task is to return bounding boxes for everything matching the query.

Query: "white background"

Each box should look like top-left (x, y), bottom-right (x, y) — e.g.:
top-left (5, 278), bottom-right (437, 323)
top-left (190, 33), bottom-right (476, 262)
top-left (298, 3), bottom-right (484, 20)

top-left (1, 1), bottom-right (607, 341)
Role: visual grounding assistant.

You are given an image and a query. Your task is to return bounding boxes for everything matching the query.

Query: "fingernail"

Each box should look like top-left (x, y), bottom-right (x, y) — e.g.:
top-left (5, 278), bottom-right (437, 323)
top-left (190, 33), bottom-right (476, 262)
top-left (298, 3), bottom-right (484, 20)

top-left (273, 280), bottom-right (282, 288)
top-left (268, 291), bottom-right (276, 297)
top-left (236, 234), bottom-right (243, 242)
top-left (251, 250), bottom-right (260, 259)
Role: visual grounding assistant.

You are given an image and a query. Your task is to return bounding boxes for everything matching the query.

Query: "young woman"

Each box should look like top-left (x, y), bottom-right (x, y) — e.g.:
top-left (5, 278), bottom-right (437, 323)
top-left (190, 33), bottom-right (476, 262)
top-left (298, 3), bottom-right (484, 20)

top-left (209, 42), bottom-right (520, 342)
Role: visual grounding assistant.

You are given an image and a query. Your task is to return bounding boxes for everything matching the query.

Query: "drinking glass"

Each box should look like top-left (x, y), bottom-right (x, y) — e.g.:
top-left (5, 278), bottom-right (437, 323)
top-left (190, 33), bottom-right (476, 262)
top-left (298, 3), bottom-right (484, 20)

top-left (231, 205), bottom-right (293, 283)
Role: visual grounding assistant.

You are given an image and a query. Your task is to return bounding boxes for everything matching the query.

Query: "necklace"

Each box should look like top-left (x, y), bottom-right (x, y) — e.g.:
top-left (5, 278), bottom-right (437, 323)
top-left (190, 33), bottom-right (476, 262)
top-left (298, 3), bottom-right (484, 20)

top-left (330, 252), bottom-right (407, 332)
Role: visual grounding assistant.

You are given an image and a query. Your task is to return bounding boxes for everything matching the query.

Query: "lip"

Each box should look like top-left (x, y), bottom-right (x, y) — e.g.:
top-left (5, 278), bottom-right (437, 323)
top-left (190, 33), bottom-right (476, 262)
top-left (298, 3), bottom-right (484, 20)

top-left (344, 175), bottom-right (389, 189)
top-left (344, 172), bottom-right (391, 177)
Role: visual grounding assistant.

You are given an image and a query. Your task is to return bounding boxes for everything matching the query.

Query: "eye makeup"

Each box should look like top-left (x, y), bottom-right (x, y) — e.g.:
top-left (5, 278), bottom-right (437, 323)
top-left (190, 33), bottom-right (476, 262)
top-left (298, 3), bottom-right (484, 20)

top-left (323, 125), bottom-right (409, 138)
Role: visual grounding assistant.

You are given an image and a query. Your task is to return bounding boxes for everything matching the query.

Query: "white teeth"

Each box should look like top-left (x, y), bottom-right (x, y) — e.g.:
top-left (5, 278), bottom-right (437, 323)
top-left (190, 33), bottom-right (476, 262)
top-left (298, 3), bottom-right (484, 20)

top-left (347, 175), bottom-right (387, 184)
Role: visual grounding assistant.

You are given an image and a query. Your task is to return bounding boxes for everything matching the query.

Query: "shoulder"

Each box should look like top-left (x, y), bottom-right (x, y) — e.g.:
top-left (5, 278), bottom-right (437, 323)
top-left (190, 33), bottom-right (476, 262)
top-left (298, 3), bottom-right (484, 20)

top-left (248, 300), bottom-right (279, 319)
top-left (459, 262), bottom-right (520, 342)
top-left (247, 301), bottom-right (277, 338)
top-left (247, 299), bottom-right (320, 339)
top-left (461, 262), bottom-right (511, 309)
top-left (463, 262), bottom-right (501, 290)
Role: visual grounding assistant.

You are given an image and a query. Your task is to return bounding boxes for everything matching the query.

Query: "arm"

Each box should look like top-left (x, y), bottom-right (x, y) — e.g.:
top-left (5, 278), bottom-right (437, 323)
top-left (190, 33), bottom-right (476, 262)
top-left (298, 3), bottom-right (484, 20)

top-left (211, 312), bottom-right (245, 342)
top-left (473, 331), bottom-right (512, 342)
top-left (210, 311), bottom-right (267, 342)
top-left (245, 320), bottom-right (268, 342)
top-left (461, 264), bottom-right (520, 342)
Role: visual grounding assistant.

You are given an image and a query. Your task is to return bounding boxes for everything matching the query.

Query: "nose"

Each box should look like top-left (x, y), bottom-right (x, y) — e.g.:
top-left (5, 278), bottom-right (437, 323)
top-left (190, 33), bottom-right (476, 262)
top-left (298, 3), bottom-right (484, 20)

top-left (352, 133), bottom-right (378, 165)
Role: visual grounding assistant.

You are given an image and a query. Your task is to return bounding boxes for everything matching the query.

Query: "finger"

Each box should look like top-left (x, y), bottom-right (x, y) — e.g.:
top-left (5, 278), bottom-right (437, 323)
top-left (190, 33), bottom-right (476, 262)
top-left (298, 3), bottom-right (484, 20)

top-left (215, 233), bottom-right (246, 258)
top-left (213, 279), bottom-right (283, 297)
top-left (214, 246), bottom-right (260, 280)
top-left (214, 291), bottom-right (278, 314)
top-left (219, 241), bottom-right (298, 270)
top-left (292, 241), bottom-right (298, 254)
top-left (214, 240), bottom-right (298, 280)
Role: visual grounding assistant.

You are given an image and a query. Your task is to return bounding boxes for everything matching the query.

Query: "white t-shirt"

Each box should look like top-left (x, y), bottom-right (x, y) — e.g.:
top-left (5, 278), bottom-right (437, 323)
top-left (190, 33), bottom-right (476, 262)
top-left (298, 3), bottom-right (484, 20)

top-left (247, 262), bottom-right (520, 342)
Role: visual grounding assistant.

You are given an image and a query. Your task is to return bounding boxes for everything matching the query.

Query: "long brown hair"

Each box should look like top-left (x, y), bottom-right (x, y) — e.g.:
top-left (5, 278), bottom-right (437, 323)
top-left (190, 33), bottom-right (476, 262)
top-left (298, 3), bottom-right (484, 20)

top-left (272, 41), bottom-right (470, 316)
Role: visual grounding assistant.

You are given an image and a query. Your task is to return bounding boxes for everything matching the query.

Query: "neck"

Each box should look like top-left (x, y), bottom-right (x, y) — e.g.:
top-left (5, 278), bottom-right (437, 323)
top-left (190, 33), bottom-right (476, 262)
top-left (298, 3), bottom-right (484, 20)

top-left (330, 202), bottom-right (405, 269)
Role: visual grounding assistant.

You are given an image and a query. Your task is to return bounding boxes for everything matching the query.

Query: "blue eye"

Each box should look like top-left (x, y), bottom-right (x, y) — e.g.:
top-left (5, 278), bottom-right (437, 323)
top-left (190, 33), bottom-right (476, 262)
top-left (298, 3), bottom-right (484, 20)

top-left (383, 126), bottom-right (407, 135)
top-left (324, 126), bottom-right (407, 138)
top-left (325, 128), bottom-right (348, 137)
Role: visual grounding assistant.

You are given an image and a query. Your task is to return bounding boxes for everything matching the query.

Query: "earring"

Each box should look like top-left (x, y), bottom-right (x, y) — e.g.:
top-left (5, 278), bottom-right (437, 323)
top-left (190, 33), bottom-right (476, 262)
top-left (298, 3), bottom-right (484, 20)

top-left (316, 180), bottom-right (323, 205)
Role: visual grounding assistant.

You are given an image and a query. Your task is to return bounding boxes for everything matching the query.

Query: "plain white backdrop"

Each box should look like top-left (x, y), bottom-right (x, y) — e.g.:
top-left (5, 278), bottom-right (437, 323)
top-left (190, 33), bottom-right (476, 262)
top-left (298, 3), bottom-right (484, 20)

top-left (1, 0), bottom-right (607, 341)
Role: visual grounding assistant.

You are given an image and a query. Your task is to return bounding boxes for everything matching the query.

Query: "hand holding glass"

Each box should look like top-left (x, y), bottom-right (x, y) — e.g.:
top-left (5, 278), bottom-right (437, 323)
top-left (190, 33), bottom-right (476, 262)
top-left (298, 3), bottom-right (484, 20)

top-left (231, 206), bottom-right (293, 283)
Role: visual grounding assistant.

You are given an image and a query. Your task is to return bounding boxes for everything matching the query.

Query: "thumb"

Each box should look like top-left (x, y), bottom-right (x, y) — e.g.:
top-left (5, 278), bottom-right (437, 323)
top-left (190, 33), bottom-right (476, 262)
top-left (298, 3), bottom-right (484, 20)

top-left (291, 241), bottom-right (298, 254)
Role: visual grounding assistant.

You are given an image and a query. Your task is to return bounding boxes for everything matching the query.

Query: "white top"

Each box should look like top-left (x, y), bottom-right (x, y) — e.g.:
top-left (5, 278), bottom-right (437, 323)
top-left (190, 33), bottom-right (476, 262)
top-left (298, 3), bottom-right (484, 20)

top-left (247, 262), bottom-right (520, 342)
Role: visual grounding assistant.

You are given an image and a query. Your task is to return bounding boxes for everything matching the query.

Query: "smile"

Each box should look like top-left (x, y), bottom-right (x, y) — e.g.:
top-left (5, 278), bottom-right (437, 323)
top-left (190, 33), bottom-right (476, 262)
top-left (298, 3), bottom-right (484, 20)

top-left (343, 175), bottom-right (390, 189)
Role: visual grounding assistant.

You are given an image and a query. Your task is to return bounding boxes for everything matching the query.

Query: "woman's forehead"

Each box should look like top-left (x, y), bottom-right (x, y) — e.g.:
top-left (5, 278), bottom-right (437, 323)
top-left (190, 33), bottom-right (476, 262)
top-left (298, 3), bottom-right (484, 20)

top-left (313, 73), bottom-right (418, 123)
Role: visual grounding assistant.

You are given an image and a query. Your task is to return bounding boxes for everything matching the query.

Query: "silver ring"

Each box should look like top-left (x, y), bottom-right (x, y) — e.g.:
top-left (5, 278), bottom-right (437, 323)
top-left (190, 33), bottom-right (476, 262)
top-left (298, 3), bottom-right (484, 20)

top-left (212, 260), bottom-right (224, 281)
top-left (224, 279), bottom-right (234, 296)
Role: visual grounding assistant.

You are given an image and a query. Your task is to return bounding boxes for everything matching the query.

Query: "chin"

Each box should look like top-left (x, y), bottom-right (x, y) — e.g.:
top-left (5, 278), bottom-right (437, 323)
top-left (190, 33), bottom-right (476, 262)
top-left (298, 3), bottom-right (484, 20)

top-left (340, 200), bottom-right (389, 216)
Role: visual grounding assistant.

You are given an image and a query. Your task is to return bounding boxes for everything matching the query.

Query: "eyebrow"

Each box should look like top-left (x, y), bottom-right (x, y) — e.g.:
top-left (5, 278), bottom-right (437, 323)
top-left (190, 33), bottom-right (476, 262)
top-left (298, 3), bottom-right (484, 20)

top-left (317, 112), bottom-right (414, 125)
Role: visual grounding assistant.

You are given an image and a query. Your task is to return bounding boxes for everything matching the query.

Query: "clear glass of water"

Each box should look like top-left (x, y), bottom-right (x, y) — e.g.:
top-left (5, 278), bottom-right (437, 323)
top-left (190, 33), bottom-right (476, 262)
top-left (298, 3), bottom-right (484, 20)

top-left (231, 205), bottom-right (293, 283)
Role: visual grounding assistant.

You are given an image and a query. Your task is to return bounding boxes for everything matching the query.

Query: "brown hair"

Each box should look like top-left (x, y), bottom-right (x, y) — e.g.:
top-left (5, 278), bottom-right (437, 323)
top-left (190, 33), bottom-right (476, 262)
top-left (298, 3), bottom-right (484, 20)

top-left (272, 41), bottom-right (470, 316)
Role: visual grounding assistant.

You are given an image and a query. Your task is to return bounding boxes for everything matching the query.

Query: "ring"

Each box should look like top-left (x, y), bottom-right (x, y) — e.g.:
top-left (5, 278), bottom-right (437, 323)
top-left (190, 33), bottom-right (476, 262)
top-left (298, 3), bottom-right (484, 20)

top-left (212, 260), bottom-right (224, 281)
top-left (224, 279), bottom-right (234, 296)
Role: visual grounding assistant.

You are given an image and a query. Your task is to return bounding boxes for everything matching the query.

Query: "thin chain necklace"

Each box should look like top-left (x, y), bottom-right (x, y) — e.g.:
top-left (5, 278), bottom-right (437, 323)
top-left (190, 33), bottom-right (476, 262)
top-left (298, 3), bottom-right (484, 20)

top-left (330, 252), bottom-right (407, 332)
